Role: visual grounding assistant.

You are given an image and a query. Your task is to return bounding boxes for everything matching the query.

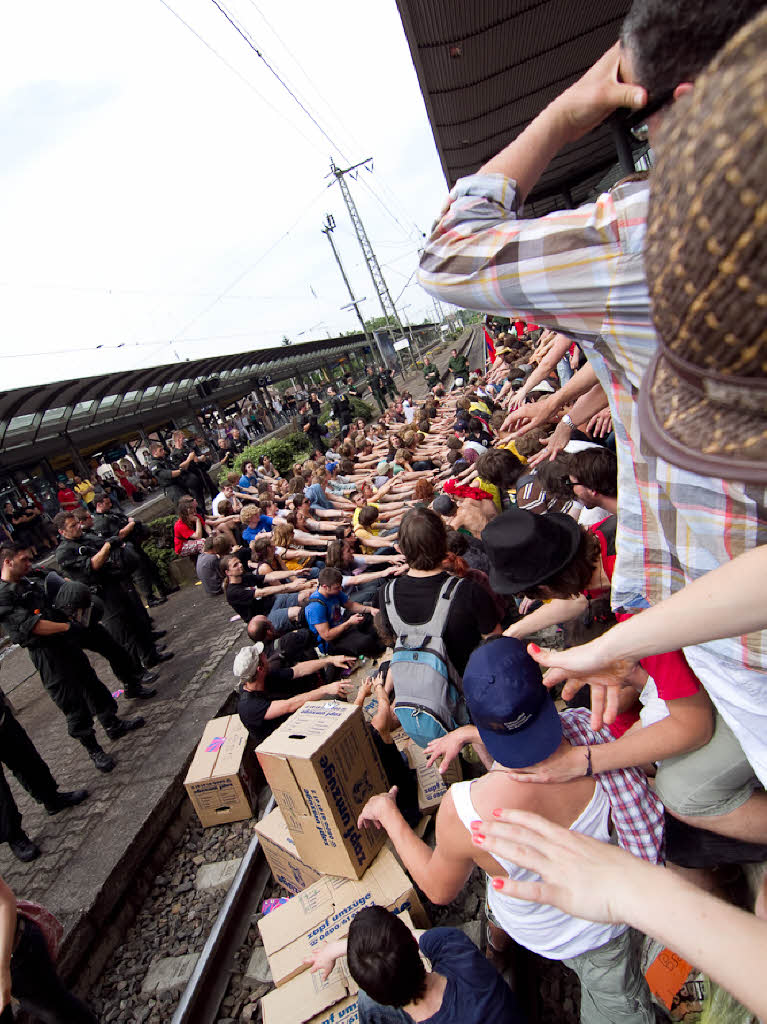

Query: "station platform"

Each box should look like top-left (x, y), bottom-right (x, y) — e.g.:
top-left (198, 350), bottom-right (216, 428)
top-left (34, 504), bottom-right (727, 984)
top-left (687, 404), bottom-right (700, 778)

top-left (0, 581), bottom-right (249, 981)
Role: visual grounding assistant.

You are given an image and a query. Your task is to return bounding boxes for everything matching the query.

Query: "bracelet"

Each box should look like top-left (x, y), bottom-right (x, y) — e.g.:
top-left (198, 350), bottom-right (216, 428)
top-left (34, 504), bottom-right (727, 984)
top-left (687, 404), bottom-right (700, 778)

top-left (585, 745), bottom-right (593, 777)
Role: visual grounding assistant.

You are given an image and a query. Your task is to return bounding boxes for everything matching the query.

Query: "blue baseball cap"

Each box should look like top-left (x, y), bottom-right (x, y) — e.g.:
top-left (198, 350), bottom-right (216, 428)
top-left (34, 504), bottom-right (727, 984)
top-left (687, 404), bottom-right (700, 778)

top-left (462, 637), bottom-right (562, 769)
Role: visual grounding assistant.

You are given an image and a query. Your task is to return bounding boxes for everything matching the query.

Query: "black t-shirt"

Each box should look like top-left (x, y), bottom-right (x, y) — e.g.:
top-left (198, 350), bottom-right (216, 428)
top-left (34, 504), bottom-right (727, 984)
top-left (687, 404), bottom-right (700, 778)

top-left (377, 571), bottom-right (498, 675)
top-left (238, 685), bottom-right (290, 745)
top-left (237, 669), bottom-right (314, 745)
top-left (225, 571), bottom-right (271, 621)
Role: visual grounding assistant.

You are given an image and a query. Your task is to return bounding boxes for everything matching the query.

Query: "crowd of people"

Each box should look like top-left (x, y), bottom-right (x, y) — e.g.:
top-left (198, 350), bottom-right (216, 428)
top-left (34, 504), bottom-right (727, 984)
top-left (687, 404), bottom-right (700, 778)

top-left (2, 1), bottom-right (767, 1021)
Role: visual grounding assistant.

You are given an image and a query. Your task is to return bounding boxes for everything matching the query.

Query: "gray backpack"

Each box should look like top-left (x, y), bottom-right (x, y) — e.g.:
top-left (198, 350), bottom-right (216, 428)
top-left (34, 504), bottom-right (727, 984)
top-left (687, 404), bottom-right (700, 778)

top-left (383, 575), bottom-right (467, 748)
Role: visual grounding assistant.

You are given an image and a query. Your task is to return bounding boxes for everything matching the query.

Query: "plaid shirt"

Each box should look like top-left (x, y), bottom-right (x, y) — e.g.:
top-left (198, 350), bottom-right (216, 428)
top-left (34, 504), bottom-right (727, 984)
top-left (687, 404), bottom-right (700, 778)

top-left (419, 173), bottom-right (767, 785)
top-left (561, 709), bottom-right (664, 864)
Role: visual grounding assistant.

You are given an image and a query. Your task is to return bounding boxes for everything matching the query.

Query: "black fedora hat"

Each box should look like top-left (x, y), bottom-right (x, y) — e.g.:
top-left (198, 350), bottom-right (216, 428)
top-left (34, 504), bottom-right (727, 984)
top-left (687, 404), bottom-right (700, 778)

top-left (481, 509), bottom-right (582, 594)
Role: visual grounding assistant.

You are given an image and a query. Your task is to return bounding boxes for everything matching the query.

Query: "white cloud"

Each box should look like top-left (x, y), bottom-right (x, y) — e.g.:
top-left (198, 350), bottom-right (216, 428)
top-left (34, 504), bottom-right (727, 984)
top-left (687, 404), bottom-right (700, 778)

top-left (0, 0), bottom-right (448, 390)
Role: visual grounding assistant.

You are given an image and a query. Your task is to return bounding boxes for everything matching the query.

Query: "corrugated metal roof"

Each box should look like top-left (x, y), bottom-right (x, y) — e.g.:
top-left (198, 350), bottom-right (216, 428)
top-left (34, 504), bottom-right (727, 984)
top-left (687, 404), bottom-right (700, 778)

top-left (396, 0), bottom-right (640, 210)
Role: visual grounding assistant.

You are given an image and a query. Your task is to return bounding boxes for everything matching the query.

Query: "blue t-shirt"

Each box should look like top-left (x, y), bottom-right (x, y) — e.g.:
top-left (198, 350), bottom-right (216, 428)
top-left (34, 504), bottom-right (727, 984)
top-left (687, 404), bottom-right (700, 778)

top-left (242, 515), bottom-right (273, 543)
top-left (303, 590), bottom-right (348, 652)
top-left (239, 474), bottom-right (256, 490)
top-left (304, 483), bottom-right (332, 510)
top-left (357, 928), bottom-right (524, 1024)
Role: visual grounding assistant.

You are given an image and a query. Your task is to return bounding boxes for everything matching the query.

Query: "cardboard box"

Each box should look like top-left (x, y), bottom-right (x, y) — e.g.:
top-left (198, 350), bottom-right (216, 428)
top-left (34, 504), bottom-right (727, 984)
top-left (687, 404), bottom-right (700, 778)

top-left (257, 702), bottom-right (389, 879)
top-left (261, 958), bottom-right (358, 1024)
top-left (403, 738), bottom-right (463, 814)
top-left (255, 805), bottom-right (323, 896)
top-left (258, 847), bottom-right (428, 987)
top-left (184, 715), bottom-right (259, 827)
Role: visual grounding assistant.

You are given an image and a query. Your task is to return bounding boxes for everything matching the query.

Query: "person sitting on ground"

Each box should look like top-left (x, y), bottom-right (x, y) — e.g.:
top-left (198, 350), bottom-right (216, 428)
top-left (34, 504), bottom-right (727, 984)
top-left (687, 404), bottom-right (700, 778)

top-left (196, 533), bottom-right (230, 596)
top-left (234, 642), bottom-right (353, 746)
top-left (238, 459), bottom-right (260, 495)
top-left (377, 508), bottom-right (501, 681)
top-left (359, 637), bottom-right (662, 1023)
top-left (240, 503), bottom-right (273, 543)
top-left (473, 448), bottom-right (525, 514)
top-left (257, 454), bottom-right (280, 481)
top-left (303, 567), bottom-right (381, 657)
top-left (221, 554), bottom-right (311, 631)
top-left (270, 519), bottom-right (320, 571)
top-left (212, 482), bottom-right (243, 517)
top-left (173, 495), bottom-right (209, 556)
top-left (354, 505), bottom-right (399, 552)
top-left (306, 905), bottom-right (525, 1024)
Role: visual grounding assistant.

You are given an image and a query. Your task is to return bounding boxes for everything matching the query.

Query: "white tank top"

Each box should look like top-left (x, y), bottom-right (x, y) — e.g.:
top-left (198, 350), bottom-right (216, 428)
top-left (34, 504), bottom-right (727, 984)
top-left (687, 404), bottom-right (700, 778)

top-left (451, 778), bottom-right (627, 959)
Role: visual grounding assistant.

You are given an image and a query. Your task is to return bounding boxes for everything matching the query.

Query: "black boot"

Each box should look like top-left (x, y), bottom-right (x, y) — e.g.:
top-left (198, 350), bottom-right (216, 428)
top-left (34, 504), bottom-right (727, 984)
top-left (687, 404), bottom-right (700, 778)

top-left (145, 650), bottom-right (173, 665)
top-left (8, 831), bottom-right (40, 862)
top-left (105, 716), bottom-right (145, 740)
top-left (124, 684), bottom-right (157, 700)
top-left (140, 670), bottom-right (160, 685)
top-left (81, 732), bottom-right (116, 772)
top-left (44, 789), bottom-right (89, 815)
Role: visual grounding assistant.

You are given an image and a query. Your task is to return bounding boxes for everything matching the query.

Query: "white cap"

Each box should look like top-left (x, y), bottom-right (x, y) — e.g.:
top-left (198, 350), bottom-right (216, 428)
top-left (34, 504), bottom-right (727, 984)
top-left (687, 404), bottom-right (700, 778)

top-left (233, 642), bottom-right (265, 679)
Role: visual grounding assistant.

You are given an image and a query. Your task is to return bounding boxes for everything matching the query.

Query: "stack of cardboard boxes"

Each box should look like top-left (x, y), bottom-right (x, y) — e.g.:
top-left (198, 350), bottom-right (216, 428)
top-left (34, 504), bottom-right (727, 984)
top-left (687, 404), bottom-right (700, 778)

top-left (185, 699), bottom-right (461, 1024)
top-left (255, 701), bottom-right (439, 1024)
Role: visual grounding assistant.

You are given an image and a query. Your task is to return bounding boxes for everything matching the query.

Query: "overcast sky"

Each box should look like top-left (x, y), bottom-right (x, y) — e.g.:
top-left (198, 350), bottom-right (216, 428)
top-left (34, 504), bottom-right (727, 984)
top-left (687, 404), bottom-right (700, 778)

top-left (0, 0), bottom-right (452, 390)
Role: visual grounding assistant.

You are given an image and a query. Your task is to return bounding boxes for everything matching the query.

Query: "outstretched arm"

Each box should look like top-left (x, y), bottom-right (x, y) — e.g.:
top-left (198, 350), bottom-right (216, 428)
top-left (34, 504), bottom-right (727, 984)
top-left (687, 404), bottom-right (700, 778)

top-left (473, 810), bottom-right (767, 1020)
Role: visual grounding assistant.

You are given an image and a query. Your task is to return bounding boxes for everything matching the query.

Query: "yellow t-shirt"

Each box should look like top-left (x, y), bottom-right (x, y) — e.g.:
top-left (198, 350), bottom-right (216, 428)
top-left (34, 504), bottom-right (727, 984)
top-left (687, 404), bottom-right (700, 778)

top-left (75, 479), bottom-right (95, 504)
top-left (352, 503), bottom-right (380, 533)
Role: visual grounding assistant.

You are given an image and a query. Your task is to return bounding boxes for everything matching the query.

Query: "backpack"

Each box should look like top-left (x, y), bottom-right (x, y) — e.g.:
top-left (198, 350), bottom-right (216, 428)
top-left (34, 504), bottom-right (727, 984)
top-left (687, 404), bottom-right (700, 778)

top-left (383, 575), bottom-right (467, 748)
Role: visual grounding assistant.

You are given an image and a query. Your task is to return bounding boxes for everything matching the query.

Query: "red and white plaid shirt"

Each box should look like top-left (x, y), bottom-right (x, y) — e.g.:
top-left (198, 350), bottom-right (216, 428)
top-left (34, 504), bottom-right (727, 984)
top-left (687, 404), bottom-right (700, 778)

top-left (561, 709), bottom-right (665, 865)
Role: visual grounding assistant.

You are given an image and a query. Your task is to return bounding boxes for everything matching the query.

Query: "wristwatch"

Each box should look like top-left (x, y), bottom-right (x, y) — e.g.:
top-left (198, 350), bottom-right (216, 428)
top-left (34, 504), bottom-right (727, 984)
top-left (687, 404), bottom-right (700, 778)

top-left (562, 413), bottom-right (575, 429)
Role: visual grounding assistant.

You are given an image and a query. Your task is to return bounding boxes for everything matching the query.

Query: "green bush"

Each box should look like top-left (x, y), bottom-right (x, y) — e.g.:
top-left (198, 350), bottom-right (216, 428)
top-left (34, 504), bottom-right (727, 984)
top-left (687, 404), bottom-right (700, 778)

top-left (225, 433), bottom-right (315, 481)
top-left (143, 514), bottom-right (178, 587)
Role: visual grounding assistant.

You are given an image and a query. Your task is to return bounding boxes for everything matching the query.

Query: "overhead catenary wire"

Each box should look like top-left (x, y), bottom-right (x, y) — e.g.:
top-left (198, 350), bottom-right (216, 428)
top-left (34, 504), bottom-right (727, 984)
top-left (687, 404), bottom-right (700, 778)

top-left (156, 0), bottom-right (326, 159)
top-left (208, 0), bottom-right (424, 244)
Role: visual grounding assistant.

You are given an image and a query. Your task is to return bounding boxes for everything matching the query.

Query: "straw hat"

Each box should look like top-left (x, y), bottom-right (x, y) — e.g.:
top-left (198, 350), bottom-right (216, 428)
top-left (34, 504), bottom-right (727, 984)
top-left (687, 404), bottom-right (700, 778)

top-left (638, 9), bottom-right (767, 482)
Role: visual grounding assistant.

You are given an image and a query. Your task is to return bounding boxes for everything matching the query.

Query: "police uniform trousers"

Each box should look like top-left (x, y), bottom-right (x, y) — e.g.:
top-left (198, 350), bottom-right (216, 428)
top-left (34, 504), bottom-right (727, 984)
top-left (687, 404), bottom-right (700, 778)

top-left (131, 546), bottom-right (168, 603)
top-left (29, 639), bottom-right (118, 741)
top-left (80, 621), bottom-right (144, 691)
top-left (0, 706), bottom-right (58, 843)
top-left (99, 580), bottom-right (155, 667)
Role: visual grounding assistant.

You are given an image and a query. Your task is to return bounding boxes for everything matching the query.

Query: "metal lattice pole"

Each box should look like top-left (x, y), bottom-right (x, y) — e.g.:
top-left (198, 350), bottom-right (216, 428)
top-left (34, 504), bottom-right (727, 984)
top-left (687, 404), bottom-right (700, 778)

top-left (330, 158), bottom-right (402, 337)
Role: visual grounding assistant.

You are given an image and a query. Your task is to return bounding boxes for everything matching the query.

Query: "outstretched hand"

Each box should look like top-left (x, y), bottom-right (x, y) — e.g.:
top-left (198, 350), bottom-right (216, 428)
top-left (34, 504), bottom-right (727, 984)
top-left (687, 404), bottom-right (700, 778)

top-left (470, 808), bottom-right (649, 923)
top-left (527, 642), bottom-right (637, 731)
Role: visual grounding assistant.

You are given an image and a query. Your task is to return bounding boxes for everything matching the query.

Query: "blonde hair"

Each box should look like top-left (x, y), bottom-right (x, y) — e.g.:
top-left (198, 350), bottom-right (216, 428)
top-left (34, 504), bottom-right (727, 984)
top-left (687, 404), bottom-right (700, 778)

top-left (272, 519), bottom-right (294, 547)
top-left (240, 504), bottom-right (260, 524)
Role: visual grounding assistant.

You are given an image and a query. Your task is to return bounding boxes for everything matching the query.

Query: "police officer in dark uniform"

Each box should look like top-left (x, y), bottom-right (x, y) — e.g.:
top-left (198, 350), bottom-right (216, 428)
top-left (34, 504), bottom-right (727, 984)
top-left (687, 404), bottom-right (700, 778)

top-left (54, 511), bottom-right (172, 673)
top-left (91, 494), bottom-right (171, 607)
top-left (365, 366), bottom-right (386, 414)
top-left (0, 684), bottom-right (89, 861)
top-left (0, 544), bottom-right (144, 774)
top-left (381, 365), bottom-right (397, 401)
top-left (150, 441), bottom-right (188, 506)
top-left (298, 403), bottom-right (326, 454)
top-left (170, 431), bottom-right (209, 511)
top-left (327, 385), bottom-right (352, 437)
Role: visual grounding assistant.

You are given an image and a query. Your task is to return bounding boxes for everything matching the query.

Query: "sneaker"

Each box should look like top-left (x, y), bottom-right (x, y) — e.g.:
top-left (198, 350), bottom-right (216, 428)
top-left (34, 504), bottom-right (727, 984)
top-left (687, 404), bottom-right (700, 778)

top-left (89, 748), bottom-right (116, 773)
top-left (9, 832), bottom-right (40, 862)
top-left (139, 670), bottom-right (160, 685)
top-left (124, 685), bottom-right (157, 700)
top-left (106, 716), bottom-right (145, 740)
top-left (44, 789), bottom-right (89, 815)
top-left (147, 596), bottom-right (166, 607)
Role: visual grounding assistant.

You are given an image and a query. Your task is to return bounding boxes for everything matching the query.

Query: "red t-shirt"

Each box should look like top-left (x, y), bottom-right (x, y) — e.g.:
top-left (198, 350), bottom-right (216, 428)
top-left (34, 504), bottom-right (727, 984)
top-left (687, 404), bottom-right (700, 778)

top-left (173, 515), bottom-right (204, 554)
top-left (585, 517), bottom-right (700, 736)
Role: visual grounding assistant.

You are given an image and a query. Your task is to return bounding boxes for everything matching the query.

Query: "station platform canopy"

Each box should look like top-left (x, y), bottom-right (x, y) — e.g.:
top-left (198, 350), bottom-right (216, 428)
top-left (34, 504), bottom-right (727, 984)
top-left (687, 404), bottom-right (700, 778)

top-left (395, 0), bottom-right (644, 213)
top-left (0, 332), bottom-right (375, 464)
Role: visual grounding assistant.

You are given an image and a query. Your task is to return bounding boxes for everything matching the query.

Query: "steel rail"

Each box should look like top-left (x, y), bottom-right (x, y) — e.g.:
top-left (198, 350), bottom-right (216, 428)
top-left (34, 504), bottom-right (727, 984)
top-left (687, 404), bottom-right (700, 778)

top-left (171, 794), bottom-right (276, 1024)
